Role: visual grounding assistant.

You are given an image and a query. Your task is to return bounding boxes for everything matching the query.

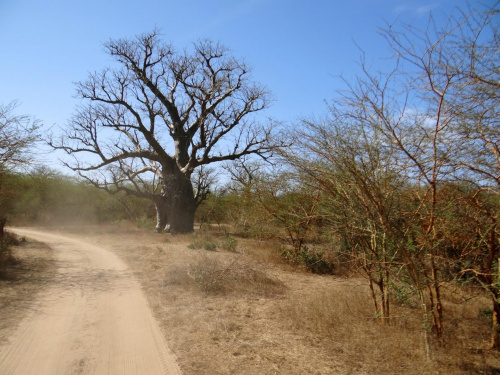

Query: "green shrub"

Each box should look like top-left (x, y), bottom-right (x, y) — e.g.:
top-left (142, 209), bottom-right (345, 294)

top-left (203, 241), bottom-right (218, 251)
top-left (389, 279), bottom-right (417, 307)
top-left (299, 247), bottom-right (334, 275)
top-left (135, 214), bottom-right (154, 229)
top-left (220, 234), bottom-right (238, 252)
top-left (281, 246), bottom-right (334, 274)
top-left (479, 308), bottom-right (493, 322)
top-left (187, 233), bottom-right (203, 249)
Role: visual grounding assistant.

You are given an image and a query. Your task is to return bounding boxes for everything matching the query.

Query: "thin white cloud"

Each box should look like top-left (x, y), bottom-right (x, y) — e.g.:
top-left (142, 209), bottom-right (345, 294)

top-left (393, 3), bottom-right (439, 16)
top-left (179, 0), bottom-right (265, 41)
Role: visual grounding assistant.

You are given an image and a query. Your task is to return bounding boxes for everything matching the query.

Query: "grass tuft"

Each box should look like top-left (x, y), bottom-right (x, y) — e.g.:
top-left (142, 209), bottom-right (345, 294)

top-left (185, 254), bottom-right (285, 296)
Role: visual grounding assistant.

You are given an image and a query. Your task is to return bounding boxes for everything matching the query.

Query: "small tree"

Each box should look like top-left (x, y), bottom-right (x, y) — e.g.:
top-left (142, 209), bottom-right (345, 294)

top-left (378, 1), bottom-right (500, 348)
top-left (52, 30), bottom-right (282, 233)
top-left (283, 115), bottom-right (404, 319)
top-left (253, 169), bottom-right (323, 258)
top-left (0, 101), bottom-right (40, 236)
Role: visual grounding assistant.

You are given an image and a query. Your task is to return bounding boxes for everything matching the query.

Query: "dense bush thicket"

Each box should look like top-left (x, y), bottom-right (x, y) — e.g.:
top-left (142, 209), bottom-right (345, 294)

top-left (196, 3), bottom-right (500, 352)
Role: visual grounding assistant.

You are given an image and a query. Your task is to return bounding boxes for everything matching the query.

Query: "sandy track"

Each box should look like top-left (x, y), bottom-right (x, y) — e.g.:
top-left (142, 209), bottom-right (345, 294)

top-left (0, 228), bottom-right (181, 375)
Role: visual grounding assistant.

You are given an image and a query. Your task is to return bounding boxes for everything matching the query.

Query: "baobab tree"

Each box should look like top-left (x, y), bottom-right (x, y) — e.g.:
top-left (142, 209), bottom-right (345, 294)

top-left (52, 30), bottom-right (282, 233)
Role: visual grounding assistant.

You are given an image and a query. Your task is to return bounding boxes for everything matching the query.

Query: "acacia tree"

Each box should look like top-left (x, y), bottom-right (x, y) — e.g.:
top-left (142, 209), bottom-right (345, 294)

top-left (330, 1), bottom-right (499, 348)
top-left (378, 1), bottom-right (500, 348)
top-left (236, 162), bottom-right (323, 257)
top-left (442, 4), bottom-right (499, 349)
top-left (283, 115), bottom-right (405, 320)
top-left (0, 101), bottom-right (39, 170)
top-left (52, 30), bottom-right (280, 233)
top-left (0, 101), bottom-right (40, 236)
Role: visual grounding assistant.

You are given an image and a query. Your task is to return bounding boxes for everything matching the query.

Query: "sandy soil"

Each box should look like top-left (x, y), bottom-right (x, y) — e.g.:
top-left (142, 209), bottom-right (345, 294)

top-left (0, 228), bottom-right (181, 375)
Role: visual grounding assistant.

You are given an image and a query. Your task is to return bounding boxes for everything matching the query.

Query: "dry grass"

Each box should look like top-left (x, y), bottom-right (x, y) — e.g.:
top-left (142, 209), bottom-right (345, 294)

top-left (280, 291), bottom-right (440, 373)
top-left (276, 278), bottom-right (500, 374)
top-left (0, 233), bottom-right (56, 345)
top-left (237, 238), bottom-right (289, 267)
top-left (185, 254), bottom-right (285, 296)
top-left (9, 223), bottom-right (500, 374)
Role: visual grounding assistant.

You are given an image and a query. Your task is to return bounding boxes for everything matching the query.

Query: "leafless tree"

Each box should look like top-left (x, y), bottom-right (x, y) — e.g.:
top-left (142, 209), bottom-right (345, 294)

top-left (0, 101), bottom-right (40, 236)
top-left (51, 30), bottom-right (282, 233)
top-left (0, 101), bottom-right (40, 171)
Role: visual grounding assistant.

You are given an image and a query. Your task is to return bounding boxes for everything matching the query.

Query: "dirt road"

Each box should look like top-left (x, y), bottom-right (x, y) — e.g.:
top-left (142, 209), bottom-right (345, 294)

top-left (0, 228), bottom-right (181, 375)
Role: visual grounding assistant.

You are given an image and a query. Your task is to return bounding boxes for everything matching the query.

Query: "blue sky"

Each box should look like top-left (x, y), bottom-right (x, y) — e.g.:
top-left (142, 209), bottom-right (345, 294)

top-left (0, 0), bottom-right (485, 140)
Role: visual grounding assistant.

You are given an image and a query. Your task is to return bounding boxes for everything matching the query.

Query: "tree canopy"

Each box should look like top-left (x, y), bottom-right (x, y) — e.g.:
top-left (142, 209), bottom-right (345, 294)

top-left (51, 30), bottom-right (283, 233)
top-left (0, 101), bottom-right (40, 171)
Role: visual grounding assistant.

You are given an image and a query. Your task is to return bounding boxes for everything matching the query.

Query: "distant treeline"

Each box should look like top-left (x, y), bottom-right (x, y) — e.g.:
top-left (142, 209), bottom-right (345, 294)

top-left (1, 167), bottom-right (156, 227)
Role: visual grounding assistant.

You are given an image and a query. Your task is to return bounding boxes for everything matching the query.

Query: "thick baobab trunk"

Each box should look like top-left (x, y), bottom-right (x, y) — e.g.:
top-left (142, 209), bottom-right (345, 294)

top-left (154, 170), bottom-right (196, 234)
